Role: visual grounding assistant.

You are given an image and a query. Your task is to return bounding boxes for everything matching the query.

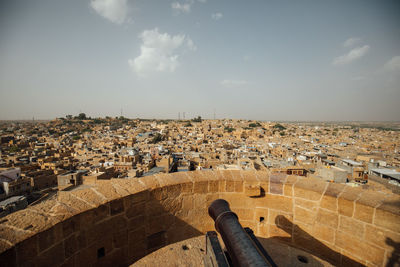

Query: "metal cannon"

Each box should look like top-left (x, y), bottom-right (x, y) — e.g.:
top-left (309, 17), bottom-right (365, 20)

top-left (204, 199), bottom-right (277, 267)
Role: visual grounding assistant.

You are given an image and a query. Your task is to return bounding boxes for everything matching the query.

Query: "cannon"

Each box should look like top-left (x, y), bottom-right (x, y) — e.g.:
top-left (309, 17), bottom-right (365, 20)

top-left (204, 199), bottom-right (277, 267)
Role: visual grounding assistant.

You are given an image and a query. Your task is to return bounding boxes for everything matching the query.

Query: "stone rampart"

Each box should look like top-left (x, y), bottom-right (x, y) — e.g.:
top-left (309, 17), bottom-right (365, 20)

top-left (0, 170), bottom-right (399, 266)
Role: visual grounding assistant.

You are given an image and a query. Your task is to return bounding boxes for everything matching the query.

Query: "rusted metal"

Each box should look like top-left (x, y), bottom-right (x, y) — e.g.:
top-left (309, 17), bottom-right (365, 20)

top-left (208, 199), bottom-right (276, 267)
top-left (204, 231), bottom-right (230, 267)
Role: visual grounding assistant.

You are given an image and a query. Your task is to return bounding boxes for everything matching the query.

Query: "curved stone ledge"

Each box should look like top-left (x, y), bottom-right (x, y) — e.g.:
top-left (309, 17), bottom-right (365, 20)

top-left (0, 170), bottom-right (399, 266)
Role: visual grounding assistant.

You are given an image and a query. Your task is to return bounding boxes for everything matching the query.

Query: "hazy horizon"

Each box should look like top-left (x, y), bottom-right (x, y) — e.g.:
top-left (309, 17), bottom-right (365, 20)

top-left (1, 0), bottom-right (399, 121)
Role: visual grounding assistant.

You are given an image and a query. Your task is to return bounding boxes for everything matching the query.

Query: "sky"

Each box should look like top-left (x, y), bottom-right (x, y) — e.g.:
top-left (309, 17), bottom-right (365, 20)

top-left (0, 0), bottom-right (399, 121)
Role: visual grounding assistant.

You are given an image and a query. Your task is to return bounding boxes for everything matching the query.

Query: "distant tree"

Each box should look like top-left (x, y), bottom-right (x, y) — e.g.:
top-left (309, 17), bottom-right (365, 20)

top-left (224, 127), bottom-right (235, 133)
top-left (249, 122), bottom-right (261, 128)
top-left (192, 116), bottom-right (202, 123)
top-left (185, 122), bottom-right (193, 127)
top-left (78, 113), bottom-right (87, 120)
top-left (9, 146), bottom-right (20, 153)
top-left (273, 123), bottom-right (286, 130)
top-left (93, 118), bottom-right (105, 124)
top-left (66, 115), bottom-right (73, 120)
top-left (150, 133), bottom-right (163, 144)
top-left (119, 116), bottom-right (129, 122)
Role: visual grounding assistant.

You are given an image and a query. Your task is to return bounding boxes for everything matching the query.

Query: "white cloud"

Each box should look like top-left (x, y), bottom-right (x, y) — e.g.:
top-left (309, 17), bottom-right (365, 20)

top-left (171, 2), bottom-right (191, 13)
top-left (220, 79), bottom-right (248, 87)
top-left (129, 28), bottom-right (196, 76)
top-left (343, 37), bottom-right (361, 47)
top-left (332, 45), bottom-right (370, 65)
top-left (384, 56), bottom-right (400, 72)
top-left (90, 0), bottom-right (129, 24)
top-left (212, 12), bottom-right (223, 20)
top-left (172, 0), bottom-right (205, 14)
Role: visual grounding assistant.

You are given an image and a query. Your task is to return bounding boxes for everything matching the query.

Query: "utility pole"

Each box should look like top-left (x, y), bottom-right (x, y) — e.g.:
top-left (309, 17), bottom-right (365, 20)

top-left (214, 108), bottom-right (216, 120)
top-left (183, 112), bottom-right (185, 120)
top-left (178, 112), bottom-right (180, 120)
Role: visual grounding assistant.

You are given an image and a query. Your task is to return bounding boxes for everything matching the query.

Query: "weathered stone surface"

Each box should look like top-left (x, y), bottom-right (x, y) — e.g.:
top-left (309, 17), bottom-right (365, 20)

top-left (313, 223), bottom-right (335, 244)
top-left (374, 208), bottom-right (400, 233)
top-left (316, 208), bottom-right (339, 228)
top-left (354, 202), bottom-right (374, 223)
top-left (294, 178), bottom-right (327, 201)
top-left (38, 223), bottom-right (63, 252)
top-left (257, 194), bottom-right (293, 213)
top-left (325, 183), bottom-right (345, 197)
top-left (64, 234), bottom-right (78, 258)
top-left (339, 215), bottom-right (364, 238)
top-left (295, 198), bottom-right (319, 212)
top-left (338, 197), bottom-right (354, 217)
top-left (110, 198), bottom-right (125, 215)
top-left (36, 241), bottom-right (65, 267)
top-left (320, 195), bottom-right (336, 211)
top-left (294, 206), bottom-right (316, 225)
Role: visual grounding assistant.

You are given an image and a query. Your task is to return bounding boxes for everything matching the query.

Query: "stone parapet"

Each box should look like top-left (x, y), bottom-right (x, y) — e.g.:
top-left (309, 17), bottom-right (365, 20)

top-left (0, 170), bottom-right (398, 266)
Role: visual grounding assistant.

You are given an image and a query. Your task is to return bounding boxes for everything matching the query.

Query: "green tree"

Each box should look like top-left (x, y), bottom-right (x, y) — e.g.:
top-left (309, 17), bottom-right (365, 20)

top-left (273, 123), bottom-right (286, 130)
top-left (150, 133), bottom-right (163, 144)
top-left (192, 116), bottom-right (202, 122)
top-left (78, 113), bottom-right (86, 120)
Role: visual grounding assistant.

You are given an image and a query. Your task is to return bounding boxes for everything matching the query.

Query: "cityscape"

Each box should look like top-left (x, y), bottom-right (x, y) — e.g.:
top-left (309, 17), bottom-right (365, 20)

top-left (0, 0), bottom-right (399, 267)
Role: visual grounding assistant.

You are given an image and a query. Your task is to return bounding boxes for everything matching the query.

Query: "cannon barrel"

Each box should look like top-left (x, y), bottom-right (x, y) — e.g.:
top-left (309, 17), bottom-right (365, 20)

top-left (208, 199), bottom-right (274, 267)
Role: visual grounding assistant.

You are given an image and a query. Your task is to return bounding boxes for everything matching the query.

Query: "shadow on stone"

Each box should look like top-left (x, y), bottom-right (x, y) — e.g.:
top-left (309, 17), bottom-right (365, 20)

top-left (385, 237), bottom-right (400, 267)
top-left (257, 215), bottom-right (366, 267)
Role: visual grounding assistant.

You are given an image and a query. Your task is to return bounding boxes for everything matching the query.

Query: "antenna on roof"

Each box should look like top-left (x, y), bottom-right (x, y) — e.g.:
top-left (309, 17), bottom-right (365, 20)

top-left (214, 108), bottom-right (216, 120)
top-left (178, 112), bottom-right (180, 120)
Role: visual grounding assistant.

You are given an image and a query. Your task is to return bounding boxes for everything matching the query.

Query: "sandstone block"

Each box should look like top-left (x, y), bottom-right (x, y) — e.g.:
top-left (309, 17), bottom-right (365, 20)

top-left (320, 195), bottom-right (337, 212)
top-left (354, 202), bottom-right (374, 224)
top-left (374, 208), bottom-right (400, 233)
top-left (338, 197), bottom-right (354, 217)
top-left (313, 223), bottom-right (335, 244)
top-left (338, 215), bottom-right (364, 239)
top-left (316, 208), bottom-right (338, 228)
top-left (335, 231), bottom-right (385, 265)
top-left (294, 206), bottom-right (316, 225)
top-left (194, 181), bottom-right (208, 194)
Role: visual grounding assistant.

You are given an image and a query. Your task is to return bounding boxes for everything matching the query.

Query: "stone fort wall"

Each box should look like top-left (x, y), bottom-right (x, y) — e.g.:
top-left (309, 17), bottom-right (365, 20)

top-left (0, 170), bottom-right (399, 266)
